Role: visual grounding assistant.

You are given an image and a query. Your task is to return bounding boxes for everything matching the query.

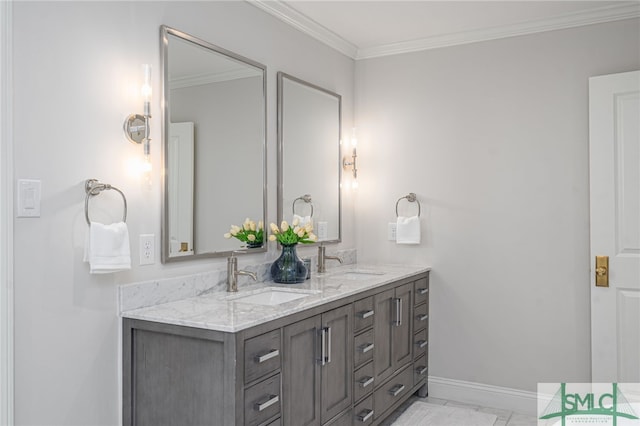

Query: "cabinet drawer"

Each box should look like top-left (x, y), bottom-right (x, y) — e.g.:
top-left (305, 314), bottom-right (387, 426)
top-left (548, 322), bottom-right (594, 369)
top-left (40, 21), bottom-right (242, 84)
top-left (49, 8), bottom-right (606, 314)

top-left (373, 365), bottom-right (413, 418)
top-left (414, 354), bottom-right (428, 386)
top-left (414, 277), bottom-right (429, 306)
top-left (264, 418), bottom-right (281, 426)
top-left (354, 296), bottom-right (374, 333)
top-left (354, 361), bottom-right (375, 402)
top-left (413, 303), bottom-right (428, 333)
top-left (413, 327), bottom-right (428, 360)
top-left (245, 329), bottom-right (281, 384)
top-left (354, 329), bottom-right (375, 368)
top-left (354, 395), bottom-right (374, 425)
top-left (244, 374), bottom-right (281, 426)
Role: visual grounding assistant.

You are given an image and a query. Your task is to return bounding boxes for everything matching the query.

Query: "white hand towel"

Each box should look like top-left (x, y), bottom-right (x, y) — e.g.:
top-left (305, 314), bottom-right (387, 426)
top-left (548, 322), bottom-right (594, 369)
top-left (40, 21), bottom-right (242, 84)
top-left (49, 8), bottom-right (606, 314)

top-left (84, 222), bottom-right (131, 274)
top-left (293, 214), bottom-right (312, 227)
top-left (396, 216), bottom-right (421, 245)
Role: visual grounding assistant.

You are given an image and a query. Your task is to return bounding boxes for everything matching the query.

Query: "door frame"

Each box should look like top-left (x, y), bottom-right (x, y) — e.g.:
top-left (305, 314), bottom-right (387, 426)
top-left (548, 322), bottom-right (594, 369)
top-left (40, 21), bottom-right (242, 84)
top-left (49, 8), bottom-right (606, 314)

top-left (0, 1), bottom-right (14, 424)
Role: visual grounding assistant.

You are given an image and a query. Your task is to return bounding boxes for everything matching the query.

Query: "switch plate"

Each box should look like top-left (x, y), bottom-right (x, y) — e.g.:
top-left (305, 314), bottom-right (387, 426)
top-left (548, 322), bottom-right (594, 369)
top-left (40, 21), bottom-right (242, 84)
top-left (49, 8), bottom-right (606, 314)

top-left (139, 234), bottom-right (155, 266)
top-left (388, 223), bottom-right (397, 241)
top-left (17, 179), bottom-right (41, 218)
top-left (317, 221), bottom-right (328, 241)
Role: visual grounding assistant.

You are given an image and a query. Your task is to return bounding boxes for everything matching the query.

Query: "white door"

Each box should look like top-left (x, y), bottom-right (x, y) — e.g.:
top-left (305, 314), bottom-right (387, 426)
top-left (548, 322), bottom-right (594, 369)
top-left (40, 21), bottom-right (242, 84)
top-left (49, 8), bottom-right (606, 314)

top-left (589, 70), bottom-right (640, 383)
top-left (168, 122), bottom-right (194, 256)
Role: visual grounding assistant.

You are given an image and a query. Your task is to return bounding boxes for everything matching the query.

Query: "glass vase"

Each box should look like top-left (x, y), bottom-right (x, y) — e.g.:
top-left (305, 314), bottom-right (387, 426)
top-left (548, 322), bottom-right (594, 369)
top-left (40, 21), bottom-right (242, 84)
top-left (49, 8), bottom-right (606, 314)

top-left (270, 243), bottom-right (307, 284)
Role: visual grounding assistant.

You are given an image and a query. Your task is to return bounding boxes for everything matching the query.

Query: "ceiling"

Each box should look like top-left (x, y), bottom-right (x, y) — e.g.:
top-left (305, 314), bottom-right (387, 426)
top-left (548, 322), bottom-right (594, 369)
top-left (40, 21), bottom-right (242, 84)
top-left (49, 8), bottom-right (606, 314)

top-left (249, 1), bottom-right (640, 59)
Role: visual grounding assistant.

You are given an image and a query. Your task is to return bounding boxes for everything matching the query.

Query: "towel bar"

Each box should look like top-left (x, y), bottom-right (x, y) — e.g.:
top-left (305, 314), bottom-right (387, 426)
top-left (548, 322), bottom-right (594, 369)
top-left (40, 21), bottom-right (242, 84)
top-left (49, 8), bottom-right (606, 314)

top-left (292, 194), bottom-right (314, 218)
top-left (84, 179), bottom-right (127, 225)
top-left (395, 193), bottom-right (421, 217)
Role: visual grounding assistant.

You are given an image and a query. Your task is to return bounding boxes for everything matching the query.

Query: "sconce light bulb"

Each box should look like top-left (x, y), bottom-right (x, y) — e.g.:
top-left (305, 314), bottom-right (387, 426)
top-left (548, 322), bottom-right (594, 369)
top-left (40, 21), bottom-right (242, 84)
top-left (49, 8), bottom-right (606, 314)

top-left (351, 137), bottom-right (358, 148)
top-left (142, 156), bottom-right (152, 173)
top-left (141, 64), bottom-right (152, 101)
top-left (351, 180), bottom-right (359, 190)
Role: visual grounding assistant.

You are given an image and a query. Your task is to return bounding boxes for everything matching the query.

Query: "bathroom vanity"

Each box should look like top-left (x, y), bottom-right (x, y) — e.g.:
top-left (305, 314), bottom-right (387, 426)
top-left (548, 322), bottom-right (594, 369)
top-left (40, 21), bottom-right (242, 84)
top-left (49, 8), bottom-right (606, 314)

top-left (122, 265), bottom-right (430, 426)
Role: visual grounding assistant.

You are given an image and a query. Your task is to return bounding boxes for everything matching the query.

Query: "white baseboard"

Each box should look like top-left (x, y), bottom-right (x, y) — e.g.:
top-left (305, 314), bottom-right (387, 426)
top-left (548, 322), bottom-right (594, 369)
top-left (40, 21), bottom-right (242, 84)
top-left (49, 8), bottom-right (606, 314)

top-left (428, 376), bottom-right (538, 416)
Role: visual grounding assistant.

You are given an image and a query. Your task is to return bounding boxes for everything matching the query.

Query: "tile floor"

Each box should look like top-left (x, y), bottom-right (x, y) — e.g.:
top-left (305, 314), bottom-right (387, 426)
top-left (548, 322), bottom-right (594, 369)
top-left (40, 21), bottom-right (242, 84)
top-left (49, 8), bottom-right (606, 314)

top-left (382, 394), bottom-right (539, 426)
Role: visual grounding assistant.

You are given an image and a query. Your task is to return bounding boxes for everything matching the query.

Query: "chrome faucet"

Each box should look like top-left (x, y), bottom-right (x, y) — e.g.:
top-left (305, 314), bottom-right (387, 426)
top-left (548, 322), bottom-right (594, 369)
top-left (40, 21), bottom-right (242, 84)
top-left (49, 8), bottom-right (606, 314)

top-left (317, 245), bottom-right (343, 273)
top-left (227, 255), bottom-right (257, 292)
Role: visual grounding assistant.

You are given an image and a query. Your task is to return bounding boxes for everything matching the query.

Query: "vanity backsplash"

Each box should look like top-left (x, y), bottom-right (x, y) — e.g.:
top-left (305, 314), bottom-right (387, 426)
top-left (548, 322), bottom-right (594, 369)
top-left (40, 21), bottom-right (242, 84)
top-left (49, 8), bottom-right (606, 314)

top-left (118, 248), bottom-right (357, 313)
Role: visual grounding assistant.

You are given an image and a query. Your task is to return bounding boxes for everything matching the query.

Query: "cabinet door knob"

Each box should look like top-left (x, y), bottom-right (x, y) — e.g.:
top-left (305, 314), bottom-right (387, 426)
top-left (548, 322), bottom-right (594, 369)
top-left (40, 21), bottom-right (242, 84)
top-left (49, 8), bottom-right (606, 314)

top-left (356, 408), bottom-right (374, 422)
top-left (254, 394), bottom-right (279, 412)
top-left (255, 349), bottom-right (279, 364)
top-left (418, 288), bottom-right (428, 295)
top-left (416, 339), bottom-right (428, 349)
top-left (416, 366), bottom-right (427, 375)
top-left (389, 384), bottom-right (405, 397)
top-left (417, 314), bottom-right (428, 322)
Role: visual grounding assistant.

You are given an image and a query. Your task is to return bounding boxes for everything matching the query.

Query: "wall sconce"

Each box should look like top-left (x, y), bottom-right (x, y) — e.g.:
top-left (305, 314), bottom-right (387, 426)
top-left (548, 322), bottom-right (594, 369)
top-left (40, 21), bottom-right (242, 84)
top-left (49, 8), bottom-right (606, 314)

top-left (343, 129), bottom-right (358, 189)
top-left (123, 64), bottom-right (152, 174)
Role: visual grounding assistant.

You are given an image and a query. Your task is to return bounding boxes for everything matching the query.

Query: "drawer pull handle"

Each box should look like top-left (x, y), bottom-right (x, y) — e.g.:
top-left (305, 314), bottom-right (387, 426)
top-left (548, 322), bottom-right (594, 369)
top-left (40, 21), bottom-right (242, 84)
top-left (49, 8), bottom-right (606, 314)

top-left (416, 366), bottom-right (428, 375)
top-left (357, 408), bottom-right (374, 422)
top-left (418, 314), bottom-right (428, 321)
top-left (359, 310), bottom-right (374, 319)
top-left (416, 339), bottom-right (428, 349)
top-left (418, 288), bottom-right (429, 295)
top-left (254, 394), bottom-right (279, 412)
top-left (359, 376), bottom-right (374, 388)
top-left (255, 349), bottom-right (279, 363)
top-left (359, 343), bottom-right (374, 353)
top-left (389, 384), bottom-right (405, 397)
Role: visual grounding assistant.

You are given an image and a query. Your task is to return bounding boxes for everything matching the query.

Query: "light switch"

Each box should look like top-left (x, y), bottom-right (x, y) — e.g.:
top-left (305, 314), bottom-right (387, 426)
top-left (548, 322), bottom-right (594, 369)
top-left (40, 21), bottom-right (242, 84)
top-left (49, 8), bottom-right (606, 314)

top-left (317, 222), bottom-right (328, 241)
top-left (17, 179), bottom-right (41, 218)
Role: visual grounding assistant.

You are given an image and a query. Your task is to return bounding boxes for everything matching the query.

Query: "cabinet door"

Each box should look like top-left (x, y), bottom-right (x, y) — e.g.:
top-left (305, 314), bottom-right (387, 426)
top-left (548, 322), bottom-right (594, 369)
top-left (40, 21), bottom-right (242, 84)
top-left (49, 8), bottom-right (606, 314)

top-left (373, 288), bottom-right (394, 384)
top-left (321, 305), bottom-right (353, 423)
top-left (392, 282), bottom-right (413, 369)
top-left (283, 316), bottom-right (322, 426)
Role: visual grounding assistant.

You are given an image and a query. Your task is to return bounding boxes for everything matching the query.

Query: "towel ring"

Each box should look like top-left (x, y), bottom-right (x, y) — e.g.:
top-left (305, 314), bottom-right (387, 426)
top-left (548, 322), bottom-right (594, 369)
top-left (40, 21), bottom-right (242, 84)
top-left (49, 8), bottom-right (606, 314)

top-left (292, 194), bottom-right (314, 218)
top-left (84, 179), bottom-right (127, 226)
top-left (395, 193), bottom-right (421, 217)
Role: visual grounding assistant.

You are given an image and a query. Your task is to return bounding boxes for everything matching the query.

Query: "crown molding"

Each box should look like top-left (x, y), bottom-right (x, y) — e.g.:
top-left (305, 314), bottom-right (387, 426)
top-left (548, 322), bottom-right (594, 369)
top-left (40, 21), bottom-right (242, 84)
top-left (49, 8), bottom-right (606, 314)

top-left (247, 1), bottom-right (639, 61)
top-left (357, 3), bottom-right (640, 59)
top-left (248, 0), bottom-right (358, 59)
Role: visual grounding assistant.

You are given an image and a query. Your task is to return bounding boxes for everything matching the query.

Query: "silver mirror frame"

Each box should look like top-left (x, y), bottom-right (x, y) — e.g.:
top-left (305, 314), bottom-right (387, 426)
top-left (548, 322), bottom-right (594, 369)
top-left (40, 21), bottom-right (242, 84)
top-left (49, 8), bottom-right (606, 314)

top-left (161, 25), bottom-right (268, 263)
top-left (277, 72), bottom-right (342, 245)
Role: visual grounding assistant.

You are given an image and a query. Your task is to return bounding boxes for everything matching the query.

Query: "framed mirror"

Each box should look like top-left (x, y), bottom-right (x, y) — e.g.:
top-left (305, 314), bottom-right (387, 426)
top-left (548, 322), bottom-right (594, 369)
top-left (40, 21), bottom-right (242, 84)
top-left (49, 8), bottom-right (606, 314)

top-left (277, 72), bottom-right (341, 243)
top-left (161, 26), bottom-right (267, 262)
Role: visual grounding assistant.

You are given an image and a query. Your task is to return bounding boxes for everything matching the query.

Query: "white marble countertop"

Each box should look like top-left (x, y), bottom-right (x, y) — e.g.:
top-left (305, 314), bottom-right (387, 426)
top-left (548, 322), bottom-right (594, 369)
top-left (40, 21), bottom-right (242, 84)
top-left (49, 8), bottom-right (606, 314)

top-left (121, 263), bottom-right (430, 333)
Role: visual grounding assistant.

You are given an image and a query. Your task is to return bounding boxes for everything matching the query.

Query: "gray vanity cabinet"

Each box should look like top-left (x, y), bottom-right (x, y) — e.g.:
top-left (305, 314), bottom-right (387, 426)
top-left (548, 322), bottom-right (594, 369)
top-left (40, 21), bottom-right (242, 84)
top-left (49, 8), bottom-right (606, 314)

top-left (123, 271), bottom-right (429, 426)
top-left (282, 304), bottom-right (353, 426)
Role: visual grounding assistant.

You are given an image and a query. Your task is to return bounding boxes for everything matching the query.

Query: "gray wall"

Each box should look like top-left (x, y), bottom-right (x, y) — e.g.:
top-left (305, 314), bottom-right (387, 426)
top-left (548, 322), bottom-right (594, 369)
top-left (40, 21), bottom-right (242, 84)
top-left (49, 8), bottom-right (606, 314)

top-left (354, 19), bottom-right (640, 392)
top-left (11, 2), bottom-right (354, 425)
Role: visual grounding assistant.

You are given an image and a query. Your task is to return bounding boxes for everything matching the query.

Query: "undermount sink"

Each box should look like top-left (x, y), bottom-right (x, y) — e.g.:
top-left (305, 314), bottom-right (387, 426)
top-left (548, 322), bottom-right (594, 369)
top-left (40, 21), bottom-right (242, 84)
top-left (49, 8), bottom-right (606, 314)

top-left (227, 288), bottom-right (319, 306)
top-left (328, 269), bottom-right (386, 280)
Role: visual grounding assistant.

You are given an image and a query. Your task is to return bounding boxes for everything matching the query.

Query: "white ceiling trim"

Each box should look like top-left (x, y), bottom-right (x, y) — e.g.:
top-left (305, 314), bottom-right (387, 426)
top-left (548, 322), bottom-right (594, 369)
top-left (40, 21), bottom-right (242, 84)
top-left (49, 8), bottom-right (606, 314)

top-left (249, 0), bottom-right (358, 58)
top-left (357, 3), bottom-right (640, 59)
top-left (248, 1), bottom-right (639, 61)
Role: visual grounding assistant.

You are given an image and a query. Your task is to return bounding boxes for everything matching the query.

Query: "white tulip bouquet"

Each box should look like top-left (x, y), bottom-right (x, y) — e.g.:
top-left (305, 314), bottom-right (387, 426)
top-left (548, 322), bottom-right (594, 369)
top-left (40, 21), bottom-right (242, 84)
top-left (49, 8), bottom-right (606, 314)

top-left (224, 218), bottom-right (264, 247)
top-left (269, 217), bottom-right (317, 245)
